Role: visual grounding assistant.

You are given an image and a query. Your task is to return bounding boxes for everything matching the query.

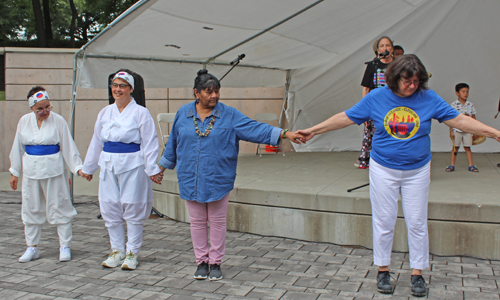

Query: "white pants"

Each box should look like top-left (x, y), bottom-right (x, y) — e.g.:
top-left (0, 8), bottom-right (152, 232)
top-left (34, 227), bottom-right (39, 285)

top-left (369, 158), bottom-right (430, 270)
top-left (22, 174), bottom-right (76, 247)
top-left (99, 165), bottom-right (153, 254)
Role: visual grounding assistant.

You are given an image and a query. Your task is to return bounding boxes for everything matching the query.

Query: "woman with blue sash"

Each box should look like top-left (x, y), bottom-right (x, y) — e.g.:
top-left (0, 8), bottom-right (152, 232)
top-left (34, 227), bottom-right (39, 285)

top-left (79, 70), bottom-right (162, 270)
top-left (9, 87), bottom-right (83, 263)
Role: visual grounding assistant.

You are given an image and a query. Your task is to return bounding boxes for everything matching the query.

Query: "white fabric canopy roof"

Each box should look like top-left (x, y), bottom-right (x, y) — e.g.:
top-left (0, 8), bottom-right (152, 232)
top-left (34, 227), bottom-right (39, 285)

top-left (74, 0), bottom-right (500, 152)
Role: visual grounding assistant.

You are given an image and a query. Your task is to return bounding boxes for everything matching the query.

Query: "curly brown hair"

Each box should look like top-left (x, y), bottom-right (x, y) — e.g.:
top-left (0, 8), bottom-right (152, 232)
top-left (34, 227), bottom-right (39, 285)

top-left (385, 54), bottom-right (429, 94)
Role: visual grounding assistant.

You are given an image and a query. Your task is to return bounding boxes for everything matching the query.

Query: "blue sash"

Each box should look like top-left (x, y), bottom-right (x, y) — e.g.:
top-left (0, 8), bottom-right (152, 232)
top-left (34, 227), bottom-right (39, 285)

top-left (24, 144), bottom-right (60, 156)
top-left (103, 142), bottom-right (140, 153)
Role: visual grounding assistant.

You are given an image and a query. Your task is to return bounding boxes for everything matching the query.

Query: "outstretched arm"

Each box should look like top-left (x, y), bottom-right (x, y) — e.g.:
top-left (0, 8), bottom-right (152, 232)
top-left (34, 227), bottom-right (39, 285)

top-left (443, 114), bottom-right (500, 142)
top-left (296, 112), bottom-right (355, 142)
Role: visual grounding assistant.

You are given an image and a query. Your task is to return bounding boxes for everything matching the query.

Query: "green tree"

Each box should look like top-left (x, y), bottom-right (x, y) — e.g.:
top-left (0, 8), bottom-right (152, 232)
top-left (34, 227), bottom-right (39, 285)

top-left (0, 0), bottom-right (139, 47)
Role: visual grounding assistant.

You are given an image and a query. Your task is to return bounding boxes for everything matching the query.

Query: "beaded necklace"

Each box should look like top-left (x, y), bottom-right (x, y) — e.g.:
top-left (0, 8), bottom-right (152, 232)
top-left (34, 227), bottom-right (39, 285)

top-left (193, 115), bottom-right (215, 137)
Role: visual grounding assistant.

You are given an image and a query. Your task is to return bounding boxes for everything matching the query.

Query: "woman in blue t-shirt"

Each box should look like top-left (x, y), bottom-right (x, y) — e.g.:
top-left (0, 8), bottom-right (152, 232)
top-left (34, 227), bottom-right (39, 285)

top-left (297, 54), bottom-right (500, 297)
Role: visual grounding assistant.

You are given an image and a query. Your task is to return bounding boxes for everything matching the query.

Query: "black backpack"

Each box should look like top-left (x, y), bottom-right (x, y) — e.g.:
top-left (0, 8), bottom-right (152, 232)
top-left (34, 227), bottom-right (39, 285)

top-left (108, 71), bottom-right (146, 107)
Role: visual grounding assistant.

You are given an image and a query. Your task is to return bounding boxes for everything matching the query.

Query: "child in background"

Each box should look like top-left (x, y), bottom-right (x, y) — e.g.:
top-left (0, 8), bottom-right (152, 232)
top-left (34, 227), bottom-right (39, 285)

top-left (446, 83), bottom-right (478, 172)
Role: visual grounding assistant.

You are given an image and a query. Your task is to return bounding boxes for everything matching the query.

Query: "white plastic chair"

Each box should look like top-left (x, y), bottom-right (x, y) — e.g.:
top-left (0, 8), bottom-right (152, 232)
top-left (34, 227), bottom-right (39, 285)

top-left (254, 113), bottom-right (284, 157)
top-left (157, 113), bottom-right (176, 148)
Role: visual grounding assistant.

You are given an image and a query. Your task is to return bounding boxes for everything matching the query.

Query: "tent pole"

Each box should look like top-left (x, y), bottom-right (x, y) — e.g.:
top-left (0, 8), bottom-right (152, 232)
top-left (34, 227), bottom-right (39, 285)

top-left (204, 0), bottom-right (324, 65)
top-left (279, 70), bottom-right (291, 128)
top-left (69, 48), bottom-right (84, 205)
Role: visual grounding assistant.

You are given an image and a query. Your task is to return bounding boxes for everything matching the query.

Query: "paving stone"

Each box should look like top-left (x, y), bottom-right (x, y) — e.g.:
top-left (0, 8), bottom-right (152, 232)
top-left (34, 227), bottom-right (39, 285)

top-left (44, 279), bottom-right (86, 292)
top-left (294, 277), bottom-right (330, 289)
top-left (214, 283), bottom-right (254, 296)
top-left (463, 277), bottom-right (498, 289)
top-left (127, 274), bottom-right (167, 285)
top-left (183, 280), bottom-right (223, 293)
top-left (129, 290), bottom-right (172, 300)
top-left (426, 288), bottom-right (464, 299)
top-left (0, 288), bottom-right (28, 299)
top-left (232, 271), bottom-right (268, 282)
top-left (246, 287), bottom-right (287, 299)
top-left (72, 283), bottom-right (114, 295)
top-left (262, 274), bottom-right (299, 285)
top-left (280, 290), bottom-right (320, 299)
top-left (99, 287), bottom-right (143, 299)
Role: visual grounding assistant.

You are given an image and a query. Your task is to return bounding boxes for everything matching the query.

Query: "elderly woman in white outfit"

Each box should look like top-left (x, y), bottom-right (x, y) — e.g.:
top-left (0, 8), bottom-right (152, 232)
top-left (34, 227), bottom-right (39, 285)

top-left (79, 70), bottom-right (162, 270)
top-left (9, 86), bottom-right (83, 263)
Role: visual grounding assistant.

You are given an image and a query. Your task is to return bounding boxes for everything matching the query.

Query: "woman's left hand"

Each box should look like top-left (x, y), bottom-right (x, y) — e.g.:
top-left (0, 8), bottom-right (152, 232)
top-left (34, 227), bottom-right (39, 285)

top-left (150, 172), bottom-right (163, 185)
top-left (285, 131), bottom-right (305, 144)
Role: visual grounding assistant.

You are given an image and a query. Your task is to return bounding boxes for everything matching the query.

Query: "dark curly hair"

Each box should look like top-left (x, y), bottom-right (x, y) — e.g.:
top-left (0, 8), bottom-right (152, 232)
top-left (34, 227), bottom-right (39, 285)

top-left (193, 69), bottom-right (221, 98)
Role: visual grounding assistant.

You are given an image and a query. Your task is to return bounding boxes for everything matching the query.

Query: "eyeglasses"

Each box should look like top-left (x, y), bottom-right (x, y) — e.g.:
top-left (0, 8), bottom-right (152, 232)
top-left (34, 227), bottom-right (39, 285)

top-left (110, 83), bottom-right (131, 89)
top-left (400, 78), bottom-right (420, 87)
top-left (34, 106), bottom-right (53, 114)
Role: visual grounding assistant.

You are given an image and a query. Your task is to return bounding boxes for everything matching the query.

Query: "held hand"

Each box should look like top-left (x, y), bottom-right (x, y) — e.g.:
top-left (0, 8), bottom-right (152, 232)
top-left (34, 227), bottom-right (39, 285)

top-left (295, 129), bottom-right (315, 143)
top-left (285, 131), bottom-right (305, 144)
top-left (9, 175), bottom-right (18, 191)
top-left (450, 133), bottom-right (454, 140)
top-left (158, 165), bottom-right (166, 175)
top-left (150, 172), bottom-right (163, 185)
top-left (78, 170), bottom-right (93, 182)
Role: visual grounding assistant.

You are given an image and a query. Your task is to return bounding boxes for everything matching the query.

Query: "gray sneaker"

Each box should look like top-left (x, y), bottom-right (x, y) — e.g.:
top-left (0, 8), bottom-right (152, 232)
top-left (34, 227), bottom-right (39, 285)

top-left (208, 264), bottom-right (223, 281)
top-left (376, 271), bottom-right (393, 294)
top-left (194, 262), bottom-right (209, 280)
top-left (411, 275), bottom-right (427, 297)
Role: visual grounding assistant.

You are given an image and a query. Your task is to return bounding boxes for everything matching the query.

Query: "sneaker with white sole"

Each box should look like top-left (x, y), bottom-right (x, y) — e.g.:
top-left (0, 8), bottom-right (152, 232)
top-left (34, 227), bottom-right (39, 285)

top-left (102, 250), bottom-right (126, 268)
top-left (208, 264), bottom-right (223, 281)
top-left (121, 251), bottom-right (138, 270)
top-left (19, 247), bottom-right (40, 263)
top-left (194, 262), bottom-right (209, 280)
top-left (59, 246), bottom-right (71, 262)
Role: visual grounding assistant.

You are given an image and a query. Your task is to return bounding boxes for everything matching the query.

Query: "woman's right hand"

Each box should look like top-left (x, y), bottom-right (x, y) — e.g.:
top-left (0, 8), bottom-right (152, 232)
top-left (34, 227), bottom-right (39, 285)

top-left (78, 170), bottom-right (93, 182)
top-left (450, 133), bottom-right (454, 140)
top-left (295, 129), bottom-right (315, 143)
top-left (9, 175), bottom-right (18, 191)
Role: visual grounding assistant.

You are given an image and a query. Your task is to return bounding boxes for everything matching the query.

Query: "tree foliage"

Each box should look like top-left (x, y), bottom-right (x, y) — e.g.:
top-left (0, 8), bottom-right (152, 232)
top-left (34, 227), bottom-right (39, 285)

top-left (0, 0), bottom-right (139, 47)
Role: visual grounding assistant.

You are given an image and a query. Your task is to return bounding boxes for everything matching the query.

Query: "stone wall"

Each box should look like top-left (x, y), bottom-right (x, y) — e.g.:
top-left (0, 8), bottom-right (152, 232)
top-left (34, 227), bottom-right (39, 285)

top-left (0, 47), bottom-right (286, 172)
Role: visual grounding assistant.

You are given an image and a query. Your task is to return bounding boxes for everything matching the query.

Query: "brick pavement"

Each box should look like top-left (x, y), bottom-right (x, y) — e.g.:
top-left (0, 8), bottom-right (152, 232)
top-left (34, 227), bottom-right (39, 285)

top-left (0, 191), bottom-right (499, 300)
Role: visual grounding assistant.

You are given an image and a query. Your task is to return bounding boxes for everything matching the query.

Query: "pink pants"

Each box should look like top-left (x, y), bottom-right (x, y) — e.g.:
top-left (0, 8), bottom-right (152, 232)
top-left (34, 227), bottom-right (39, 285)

top-left (185, 193), bottom-right (230, 265)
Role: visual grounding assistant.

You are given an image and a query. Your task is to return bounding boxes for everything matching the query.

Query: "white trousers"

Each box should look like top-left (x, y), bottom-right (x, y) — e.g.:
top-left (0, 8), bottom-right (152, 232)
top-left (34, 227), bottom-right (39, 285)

top-left (369, 158), bottom-right (430, 270)
top-left (99, 165), bottom-right (153, 254)
top-left (22, 173), bottom-right (76, 247)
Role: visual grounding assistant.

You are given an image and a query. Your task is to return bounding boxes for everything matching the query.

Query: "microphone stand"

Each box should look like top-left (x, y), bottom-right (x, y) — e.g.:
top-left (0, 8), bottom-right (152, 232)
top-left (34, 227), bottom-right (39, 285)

top-left (220, 54), bottom-right (245, 81)
top-left (347, 52), bottom-right (390, 193)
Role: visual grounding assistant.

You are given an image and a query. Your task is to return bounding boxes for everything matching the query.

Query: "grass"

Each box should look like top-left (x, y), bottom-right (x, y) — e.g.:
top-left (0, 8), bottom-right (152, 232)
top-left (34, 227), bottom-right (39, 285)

top-left (0, 91), bottom-right (5, 101)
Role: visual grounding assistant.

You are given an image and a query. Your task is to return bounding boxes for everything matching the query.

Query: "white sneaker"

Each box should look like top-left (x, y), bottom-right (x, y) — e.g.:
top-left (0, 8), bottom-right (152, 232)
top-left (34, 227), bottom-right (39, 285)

top-left (121, 251), bottom-right (138, 270)
top-left (102, 250), bottom-right (126, 268)
top-left (59, 246), bottom-right (71, 262)
top-left (19, 247), bottom-right (40, 263)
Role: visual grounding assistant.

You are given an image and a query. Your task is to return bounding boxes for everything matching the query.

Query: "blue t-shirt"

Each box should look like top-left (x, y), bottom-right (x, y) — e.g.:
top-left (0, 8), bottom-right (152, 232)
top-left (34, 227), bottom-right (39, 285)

top-left (345, 86), bottom-right (459, 170)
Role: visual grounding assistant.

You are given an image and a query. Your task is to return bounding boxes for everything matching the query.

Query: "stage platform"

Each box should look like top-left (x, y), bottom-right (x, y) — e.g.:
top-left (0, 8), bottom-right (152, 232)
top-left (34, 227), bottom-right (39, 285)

top-left (152, 151), bottom-right (500, 260)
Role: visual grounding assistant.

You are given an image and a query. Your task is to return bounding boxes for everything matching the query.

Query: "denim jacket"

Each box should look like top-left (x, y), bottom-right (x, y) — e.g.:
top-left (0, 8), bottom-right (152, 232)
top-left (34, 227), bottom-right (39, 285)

top-left (159, 101), bottom-right (281, 203)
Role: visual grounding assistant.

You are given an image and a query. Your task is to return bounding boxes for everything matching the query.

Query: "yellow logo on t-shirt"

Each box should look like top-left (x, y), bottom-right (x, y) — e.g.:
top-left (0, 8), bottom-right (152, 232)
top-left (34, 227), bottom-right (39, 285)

top-left (384, 107), bottom-right (420, 139)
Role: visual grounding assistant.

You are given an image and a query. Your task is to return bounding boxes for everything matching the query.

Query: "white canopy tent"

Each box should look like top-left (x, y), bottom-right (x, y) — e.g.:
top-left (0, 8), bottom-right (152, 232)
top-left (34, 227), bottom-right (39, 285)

top-left (71, 0), bottom-right (500, 154)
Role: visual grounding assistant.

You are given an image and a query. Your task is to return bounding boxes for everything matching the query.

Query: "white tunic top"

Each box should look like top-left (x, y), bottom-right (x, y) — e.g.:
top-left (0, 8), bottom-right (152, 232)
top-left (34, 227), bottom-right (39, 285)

top-left (9, 112), bottom-right (83, 179)
top-left (82, 99), bottom-right (160, 177)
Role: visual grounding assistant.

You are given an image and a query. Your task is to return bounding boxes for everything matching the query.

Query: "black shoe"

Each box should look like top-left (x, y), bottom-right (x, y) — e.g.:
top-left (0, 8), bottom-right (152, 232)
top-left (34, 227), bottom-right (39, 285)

top-left (193, 262), bottom-right (209, 280)
top-left (411, 275), bottom-right (427, 297)
top-left (208, 264), bottom-right (223, 281)
top-left (376, 271), bottom-right (393, 294)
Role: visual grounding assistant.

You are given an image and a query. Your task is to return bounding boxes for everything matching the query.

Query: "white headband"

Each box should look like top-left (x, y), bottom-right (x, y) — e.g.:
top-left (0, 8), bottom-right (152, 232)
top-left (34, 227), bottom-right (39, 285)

top-left (113, 72), bottom-right (134, 89)
top-left (28, 90), bottom-right (49, 107)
